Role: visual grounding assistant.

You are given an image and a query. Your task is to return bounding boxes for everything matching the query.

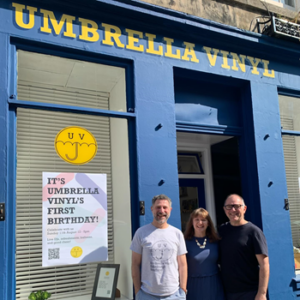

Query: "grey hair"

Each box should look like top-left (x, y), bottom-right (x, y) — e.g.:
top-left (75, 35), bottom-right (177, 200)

top-left (224, 194), bottom-right (245, 206)
top-left (152, 194), bottom-right (172, 207)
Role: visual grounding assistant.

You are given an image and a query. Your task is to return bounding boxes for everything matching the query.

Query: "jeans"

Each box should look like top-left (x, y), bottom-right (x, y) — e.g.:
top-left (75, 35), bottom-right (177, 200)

top-left (136, 288), bottom-right (186, 300)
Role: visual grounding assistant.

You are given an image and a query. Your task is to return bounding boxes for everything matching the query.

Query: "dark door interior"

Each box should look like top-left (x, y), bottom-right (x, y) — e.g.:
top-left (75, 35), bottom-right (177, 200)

top-left (179, 178), bottom-right (205, 232)
top-left (211, 137), bottom-right (242, 228)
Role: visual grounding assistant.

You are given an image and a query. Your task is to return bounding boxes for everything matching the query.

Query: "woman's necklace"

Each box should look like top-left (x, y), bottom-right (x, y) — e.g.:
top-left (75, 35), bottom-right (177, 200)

top-left (195, 237), bottom-right (207, 249)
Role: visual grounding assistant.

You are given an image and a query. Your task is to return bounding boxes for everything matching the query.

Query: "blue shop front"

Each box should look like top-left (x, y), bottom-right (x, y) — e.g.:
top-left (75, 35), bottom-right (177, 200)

top-left (0, 0), bottom-right (300, 299)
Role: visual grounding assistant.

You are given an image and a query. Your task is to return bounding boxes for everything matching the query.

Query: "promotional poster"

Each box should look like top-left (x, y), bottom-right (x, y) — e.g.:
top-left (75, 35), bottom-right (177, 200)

top-left (42, 172), bottom-right (108, 267)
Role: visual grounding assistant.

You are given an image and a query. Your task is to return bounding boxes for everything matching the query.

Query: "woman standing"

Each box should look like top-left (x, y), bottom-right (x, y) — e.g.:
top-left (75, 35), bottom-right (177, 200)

top-left (184, 208), bottom-right (225, 300)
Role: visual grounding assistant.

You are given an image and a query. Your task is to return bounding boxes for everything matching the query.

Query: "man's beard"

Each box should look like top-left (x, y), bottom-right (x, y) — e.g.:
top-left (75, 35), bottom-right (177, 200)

top-left (153, 212), bottom-right (170, 224)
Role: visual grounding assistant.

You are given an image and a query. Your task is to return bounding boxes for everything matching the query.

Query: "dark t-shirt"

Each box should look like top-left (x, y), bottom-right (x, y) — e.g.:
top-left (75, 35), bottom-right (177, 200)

top-left (219, 222), bottom-right (268, 293)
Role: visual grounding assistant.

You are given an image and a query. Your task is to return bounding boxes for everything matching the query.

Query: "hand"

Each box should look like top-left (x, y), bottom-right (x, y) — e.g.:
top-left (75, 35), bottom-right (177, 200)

top-left (135, 289), bottom-right (140, 295)
top-left (180, 287), bottom-right (187, 294)
top-left (255, 293), bottom-right (267, 300)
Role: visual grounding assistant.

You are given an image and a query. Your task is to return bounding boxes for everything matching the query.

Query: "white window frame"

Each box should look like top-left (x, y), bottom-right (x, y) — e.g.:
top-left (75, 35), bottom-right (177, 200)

top-left (13, 50), bottom-right (134, 300)
top-left (177, 132), bottom-right (236, 225)
top-left (263, 0), bottom-right (298, 10)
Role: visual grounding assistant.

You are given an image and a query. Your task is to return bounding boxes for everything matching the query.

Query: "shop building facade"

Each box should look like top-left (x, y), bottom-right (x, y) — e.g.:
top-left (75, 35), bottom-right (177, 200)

top-left (0, 0), bottom-right (300, 299)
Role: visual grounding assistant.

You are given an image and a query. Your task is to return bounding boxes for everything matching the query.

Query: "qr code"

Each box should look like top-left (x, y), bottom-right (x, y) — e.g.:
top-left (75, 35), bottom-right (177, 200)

top-left (48, 248), bottom-right (60, 260)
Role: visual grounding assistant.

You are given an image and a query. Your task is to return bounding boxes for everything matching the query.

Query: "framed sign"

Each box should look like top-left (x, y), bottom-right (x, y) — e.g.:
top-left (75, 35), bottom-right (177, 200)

top-left (92, 264), bottom-right (120, 300)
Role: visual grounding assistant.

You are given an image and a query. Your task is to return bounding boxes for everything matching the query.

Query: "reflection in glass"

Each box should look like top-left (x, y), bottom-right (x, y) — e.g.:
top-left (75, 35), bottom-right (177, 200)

top-left (178, 153), bottom-right (204, 174)
top-left (17, 50), bottom-right (127, 112)
top-left (279, 95), bottom-right (300, 132)
top-left (180, 187), bottom-right (198, 232)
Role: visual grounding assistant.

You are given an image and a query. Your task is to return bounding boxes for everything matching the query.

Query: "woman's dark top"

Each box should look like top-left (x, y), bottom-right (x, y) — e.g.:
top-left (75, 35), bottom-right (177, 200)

top-left (185, 236), bottom-right (225, 300)
top-left (186, 236), bottom-right (219, 277)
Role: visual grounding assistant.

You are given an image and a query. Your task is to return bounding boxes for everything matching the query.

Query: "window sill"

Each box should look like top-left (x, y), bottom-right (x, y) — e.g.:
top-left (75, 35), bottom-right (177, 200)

top-left (71, 294), bottom-right (131, 300)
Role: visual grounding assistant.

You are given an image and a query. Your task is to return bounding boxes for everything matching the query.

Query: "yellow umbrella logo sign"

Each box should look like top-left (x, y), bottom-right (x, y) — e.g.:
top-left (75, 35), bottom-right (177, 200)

top-left (55, 126), bottom-right (97, 165)
top-left (70, 246), bottom-right (83, 258)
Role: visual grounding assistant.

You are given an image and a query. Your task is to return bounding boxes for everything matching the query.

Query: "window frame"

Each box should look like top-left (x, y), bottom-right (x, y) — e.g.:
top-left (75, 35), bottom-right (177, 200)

top-left (264, 0), bottom-right (298, 10)
top-left (7, 41), bottom-right (137, 300)
top-left (279, 89), bottom-right (300, 274)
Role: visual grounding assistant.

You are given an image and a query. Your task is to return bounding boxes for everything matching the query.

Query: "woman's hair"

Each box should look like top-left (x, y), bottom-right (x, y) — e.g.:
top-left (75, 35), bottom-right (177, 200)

top-left (184, 208), bottom-right (220, 243)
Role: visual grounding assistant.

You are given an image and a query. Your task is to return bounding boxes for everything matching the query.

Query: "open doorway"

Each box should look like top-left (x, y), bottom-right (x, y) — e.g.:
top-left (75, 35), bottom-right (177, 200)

top-left (211, 137), bottom-right (242, 227)
top-left (177, 132), bottom-right (242, 231)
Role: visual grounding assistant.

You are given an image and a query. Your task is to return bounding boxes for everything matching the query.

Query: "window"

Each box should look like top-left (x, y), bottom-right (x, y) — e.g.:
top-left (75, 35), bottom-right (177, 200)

top-left (264, 0), bottom-right (297, 9)
top-left (177, 153), bottom-right (204, 174)
top-left (283, 0), bottom-right (295, 7)
top-left (16, 51), bottom-right (133, 300)
top-left (17, 50), bottom-right (127, 112)
top-left (279, 94), bottom-right (300, 270)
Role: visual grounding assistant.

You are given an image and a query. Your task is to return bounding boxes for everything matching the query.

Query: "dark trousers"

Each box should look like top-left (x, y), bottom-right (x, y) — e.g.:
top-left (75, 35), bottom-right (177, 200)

top-left (226, 291), bottom-right (257, 300)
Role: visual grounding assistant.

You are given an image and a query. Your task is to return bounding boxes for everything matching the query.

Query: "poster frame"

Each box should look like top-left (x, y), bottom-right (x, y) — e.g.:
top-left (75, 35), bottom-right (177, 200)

top-left (92, 264), bottom-right (120, 300)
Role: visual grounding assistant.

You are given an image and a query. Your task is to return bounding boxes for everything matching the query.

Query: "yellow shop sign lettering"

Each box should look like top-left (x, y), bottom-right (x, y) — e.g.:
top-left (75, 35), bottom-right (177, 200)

top-left (12, 2), bottom-right (275, 78)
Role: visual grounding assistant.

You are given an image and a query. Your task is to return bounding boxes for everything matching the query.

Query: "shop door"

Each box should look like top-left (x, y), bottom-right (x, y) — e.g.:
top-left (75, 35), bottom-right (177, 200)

top-left (177, 133), bottom-right (242, 231)
top-left (179, 179), bottom-right (205, 232)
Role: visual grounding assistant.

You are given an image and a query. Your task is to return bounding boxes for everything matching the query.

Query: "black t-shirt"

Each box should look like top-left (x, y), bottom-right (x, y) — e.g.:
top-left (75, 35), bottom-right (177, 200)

top-left (219, 222), bottom-right (268, 293)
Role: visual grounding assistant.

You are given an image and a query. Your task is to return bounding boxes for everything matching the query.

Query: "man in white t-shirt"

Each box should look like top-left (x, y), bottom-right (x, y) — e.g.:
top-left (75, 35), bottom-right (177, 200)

top-left (130, 194), bottom-right (187, 300)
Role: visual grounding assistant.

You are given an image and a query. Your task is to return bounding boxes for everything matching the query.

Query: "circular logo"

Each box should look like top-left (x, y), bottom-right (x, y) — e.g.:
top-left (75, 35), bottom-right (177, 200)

top-left (55, 126), bottom-right (97, 165)
top-left (150, 240), bottom-right (174, 262)
top-left (105, 271), bottom-right (110, 276)
top-left (70, 246), bottom-right (83, 258)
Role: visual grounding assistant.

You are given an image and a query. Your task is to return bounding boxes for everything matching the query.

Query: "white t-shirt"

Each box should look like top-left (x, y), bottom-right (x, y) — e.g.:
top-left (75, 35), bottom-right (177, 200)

top-left (130, 223), bottom-right (187, 296)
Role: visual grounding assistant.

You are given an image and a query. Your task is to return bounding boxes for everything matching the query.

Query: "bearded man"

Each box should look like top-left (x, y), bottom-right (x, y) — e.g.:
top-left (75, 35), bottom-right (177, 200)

top-left (130, 194), bottom-right (187, 300)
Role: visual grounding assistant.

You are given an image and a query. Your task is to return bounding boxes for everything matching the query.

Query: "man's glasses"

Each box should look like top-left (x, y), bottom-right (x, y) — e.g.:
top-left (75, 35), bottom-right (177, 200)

top-left (224, 204), bottom-right (244, 210)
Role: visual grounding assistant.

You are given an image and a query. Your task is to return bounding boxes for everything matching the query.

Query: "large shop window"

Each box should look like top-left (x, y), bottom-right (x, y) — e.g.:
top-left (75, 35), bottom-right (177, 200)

top-left (17, 50), bottom-right (127, 112)
top-left (279, 94), bottom-right (300, 270)
top-left (16, 51), bottom-right (132, 300)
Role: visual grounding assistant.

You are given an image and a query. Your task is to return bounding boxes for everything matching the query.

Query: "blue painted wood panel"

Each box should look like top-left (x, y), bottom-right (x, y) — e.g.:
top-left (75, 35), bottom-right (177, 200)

top-left (250, 82), bottom-right (295, 299)
top-left (174, 71), bottom-right (242, 127)
top-left (134, 62), bottom-right (181, 228)
top-left (0, 32), bottom-right (9, 300)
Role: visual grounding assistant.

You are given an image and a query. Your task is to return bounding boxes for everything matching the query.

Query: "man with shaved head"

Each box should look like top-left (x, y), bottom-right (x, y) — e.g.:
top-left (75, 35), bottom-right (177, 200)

top-left (219, 194), bottom-right (269, 300)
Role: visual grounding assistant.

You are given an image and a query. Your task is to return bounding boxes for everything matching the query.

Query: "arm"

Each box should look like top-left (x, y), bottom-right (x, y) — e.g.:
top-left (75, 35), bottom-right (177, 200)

top-left (131, 251), bottom-right (142, 295)
top-left (255, 254), bottom-right (269, 300)
top-left (177, 254), bottom-right (188, 293)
